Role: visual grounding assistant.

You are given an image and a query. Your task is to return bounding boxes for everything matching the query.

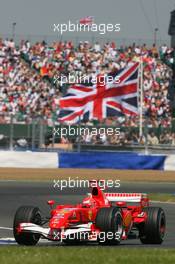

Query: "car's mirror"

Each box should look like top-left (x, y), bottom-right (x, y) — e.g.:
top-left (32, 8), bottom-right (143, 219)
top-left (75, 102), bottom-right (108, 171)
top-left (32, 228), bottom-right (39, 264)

top-left (47, 200), bottom-right (55, 208)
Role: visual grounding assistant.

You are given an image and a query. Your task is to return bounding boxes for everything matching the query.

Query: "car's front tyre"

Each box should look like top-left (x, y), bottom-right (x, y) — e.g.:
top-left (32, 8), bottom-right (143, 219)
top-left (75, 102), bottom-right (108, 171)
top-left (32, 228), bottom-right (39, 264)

top-left (13, 206), bottom-right (41, 245)
top-left (95, 207), bottom-right (123, 245)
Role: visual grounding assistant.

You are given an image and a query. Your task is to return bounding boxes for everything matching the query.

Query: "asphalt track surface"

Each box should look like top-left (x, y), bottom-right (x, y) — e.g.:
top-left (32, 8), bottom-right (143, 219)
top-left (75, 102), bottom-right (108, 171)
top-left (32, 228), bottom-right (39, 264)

top-left (0, 181), bottom-right (175, 247)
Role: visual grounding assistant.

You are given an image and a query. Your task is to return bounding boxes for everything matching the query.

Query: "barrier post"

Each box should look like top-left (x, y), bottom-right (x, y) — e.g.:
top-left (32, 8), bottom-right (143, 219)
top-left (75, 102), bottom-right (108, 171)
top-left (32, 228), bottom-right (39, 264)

top-left (39, 117), bottom-right (44, 148)
top-left (77, 116), bottom-right (81, 152)
top-left (52, 121), bottom-right (55, 149)
top-left (31, 119), bottom-right (36, 150)
top-left (144, 115), bottom-right (149, 154)
top-left (9, 114), bottom-right (14, 150)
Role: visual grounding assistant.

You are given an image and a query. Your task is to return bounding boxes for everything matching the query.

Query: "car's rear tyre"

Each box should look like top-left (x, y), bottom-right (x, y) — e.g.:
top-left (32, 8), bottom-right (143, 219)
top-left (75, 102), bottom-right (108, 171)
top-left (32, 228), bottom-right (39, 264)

top-left (139, 207), bottom-right (166, 244)
top-left (13, 206), bottom-right (42, 245)
top-left (95, 207), bottom-right (123, 245)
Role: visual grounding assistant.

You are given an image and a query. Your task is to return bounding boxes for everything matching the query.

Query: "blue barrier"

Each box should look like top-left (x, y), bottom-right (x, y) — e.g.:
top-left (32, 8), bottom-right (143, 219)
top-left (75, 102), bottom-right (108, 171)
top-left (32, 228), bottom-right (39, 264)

top-left (59, 152), bottom-right (166, 170)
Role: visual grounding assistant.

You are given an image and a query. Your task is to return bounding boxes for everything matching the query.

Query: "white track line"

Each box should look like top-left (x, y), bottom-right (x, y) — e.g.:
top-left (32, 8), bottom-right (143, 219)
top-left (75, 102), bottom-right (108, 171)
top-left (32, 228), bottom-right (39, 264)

top-left (0, 238), bottom-right (57, 245)
top-left (0, 238), bottom-right (16, 245)
top-left (0, 227), bottom-right (13, 230)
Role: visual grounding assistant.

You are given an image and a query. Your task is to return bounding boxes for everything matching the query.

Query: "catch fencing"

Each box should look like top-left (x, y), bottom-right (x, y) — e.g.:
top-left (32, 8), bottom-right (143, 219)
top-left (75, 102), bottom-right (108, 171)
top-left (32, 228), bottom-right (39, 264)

top-left (1, 115), bottom-right (175, 154)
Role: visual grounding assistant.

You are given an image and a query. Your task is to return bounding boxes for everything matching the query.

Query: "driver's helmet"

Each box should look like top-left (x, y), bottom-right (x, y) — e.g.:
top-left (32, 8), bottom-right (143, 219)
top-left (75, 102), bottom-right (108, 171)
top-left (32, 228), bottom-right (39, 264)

top-left (82, 196), bottom-right (97, 207)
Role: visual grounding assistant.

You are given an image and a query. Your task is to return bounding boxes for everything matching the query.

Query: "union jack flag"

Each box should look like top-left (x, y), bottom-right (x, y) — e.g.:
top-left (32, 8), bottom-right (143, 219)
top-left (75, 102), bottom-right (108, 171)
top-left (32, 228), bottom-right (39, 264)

top-left (59, 62), bottom-right (140, 124)
top-left (79, 16), bottom-right (94, 25)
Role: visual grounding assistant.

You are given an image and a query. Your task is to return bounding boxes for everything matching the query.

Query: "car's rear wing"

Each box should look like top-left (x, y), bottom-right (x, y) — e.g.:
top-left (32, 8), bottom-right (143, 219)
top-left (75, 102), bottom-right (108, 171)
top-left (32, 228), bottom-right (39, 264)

top-left (104, 193), bottom-right (148, 203)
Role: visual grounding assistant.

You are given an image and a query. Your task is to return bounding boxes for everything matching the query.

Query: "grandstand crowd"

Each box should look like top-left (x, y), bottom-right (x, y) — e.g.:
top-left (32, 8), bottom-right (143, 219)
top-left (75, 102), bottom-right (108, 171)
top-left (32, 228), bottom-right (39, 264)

top-left (0, 37), bottom-right (174, 146)
top-left (76, 130), bottom-right (175, 146)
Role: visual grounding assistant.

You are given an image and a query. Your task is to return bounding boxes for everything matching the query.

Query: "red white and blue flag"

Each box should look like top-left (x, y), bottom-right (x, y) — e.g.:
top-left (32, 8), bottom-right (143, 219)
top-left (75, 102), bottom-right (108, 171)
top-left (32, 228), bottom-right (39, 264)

top-left (59, 62), bottom-right (140, 124)
top-left (79, 16), bottom-right (94, 25)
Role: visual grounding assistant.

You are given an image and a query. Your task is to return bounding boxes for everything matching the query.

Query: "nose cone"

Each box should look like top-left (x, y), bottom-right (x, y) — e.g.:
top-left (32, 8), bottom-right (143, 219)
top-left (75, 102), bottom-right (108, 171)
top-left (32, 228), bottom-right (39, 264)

top-left (49, 208), bottom-right (73, 229)
top-left (50, 213), bottom-right (68, 229)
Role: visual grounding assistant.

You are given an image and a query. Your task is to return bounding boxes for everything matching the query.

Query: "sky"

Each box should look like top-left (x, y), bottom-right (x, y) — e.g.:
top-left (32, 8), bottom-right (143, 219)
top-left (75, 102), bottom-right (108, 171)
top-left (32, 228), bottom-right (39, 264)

top-left (0, 0), bottom-right (175, 45)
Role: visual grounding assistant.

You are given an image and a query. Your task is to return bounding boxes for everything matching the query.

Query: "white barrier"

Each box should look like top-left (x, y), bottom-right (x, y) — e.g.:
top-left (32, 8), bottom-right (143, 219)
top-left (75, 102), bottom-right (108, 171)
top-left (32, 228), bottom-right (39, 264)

top-left (0, 151), bottom-right (175, 170)
top-left (164, 155), bottom-right (175, 171)
top-left (0, 151), bottom-right (58, 168)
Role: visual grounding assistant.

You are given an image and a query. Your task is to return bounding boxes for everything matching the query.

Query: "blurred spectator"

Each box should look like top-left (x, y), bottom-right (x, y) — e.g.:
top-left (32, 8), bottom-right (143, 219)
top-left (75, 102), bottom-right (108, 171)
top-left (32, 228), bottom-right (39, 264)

top-left (147, 132), bottom-right (159, 145)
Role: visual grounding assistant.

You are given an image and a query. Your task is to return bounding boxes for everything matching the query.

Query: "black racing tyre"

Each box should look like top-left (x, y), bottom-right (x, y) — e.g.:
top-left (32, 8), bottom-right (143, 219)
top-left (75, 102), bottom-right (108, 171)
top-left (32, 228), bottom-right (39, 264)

top-left (95, 207), bottom-right (123, 245)
top-left (13, 206), bottom-right (42, 245)
top-left (139, 207), bottom-right (166, 244)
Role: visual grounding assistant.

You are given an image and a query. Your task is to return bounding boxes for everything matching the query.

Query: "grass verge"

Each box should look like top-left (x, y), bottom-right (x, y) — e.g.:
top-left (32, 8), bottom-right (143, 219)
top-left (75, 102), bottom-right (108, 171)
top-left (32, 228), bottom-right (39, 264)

top-left (0, 247), bottom-right (175, 264)
top-left (149, 193), bottom-right (175, 202)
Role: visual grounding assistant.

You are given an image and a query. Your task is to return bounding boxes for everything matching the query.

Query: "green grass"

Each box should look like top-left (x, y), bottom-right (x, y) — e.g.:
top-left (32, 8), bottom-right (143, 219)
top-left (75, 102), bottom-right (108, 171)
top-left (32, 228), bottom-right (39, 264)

top-left (149, 193), bottom-right (175, 202)
top-left (0, 247), bottom-right (175, 264)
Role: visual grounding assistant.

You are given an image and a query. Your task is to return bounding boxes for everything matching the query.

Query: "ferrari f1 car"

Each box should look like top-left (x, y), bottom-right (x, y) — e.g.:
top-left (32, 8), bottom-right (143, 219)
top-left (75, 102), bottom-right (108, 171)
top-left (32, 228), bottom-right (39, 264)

top-left (13, 181), bottom-right (166, 245)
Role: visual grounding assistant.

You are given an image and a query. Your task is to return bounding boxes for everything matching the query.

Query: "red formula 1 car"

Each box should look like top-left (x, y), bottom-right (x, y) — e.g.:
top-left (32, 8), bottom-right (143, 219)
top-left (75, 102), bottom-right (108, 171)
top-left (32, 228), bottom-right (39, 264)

top-left (13, 182), bottom-right (166, 245)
